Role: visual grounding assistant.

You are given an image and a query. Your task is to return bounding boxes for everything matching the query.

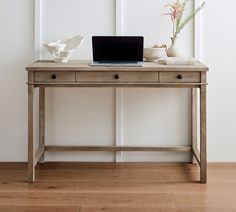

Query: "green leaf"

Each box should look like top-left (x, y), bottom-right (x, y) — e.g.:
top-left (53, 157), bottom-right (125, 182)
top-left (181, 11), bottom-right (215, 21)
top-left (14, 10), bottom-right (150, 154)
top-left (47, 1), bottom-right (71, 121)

top-left (176, 0), bottom-right (189, 33)
top-left (175, 1), bottom-right (205, 37)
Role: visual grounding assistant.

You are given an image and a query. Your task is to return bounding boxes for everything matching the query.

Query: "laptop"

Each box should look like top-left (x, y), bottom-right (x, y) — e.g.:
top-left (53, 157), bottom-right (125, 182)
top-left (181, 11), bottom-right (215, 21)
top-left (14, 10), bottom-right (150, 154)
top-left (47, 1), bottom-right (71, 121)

top-left (91, 36), bottom-right (144, 67)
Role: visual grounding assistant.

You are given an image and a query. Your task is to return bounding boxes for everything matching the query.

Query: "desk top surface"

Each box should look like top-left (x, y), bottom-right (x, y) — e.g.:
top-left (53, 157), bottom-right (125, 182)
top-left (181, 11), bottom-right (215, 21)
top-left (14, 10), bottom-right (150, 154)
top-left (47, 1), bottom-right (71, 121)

top-left (26, 60), bottom-right (208, 72)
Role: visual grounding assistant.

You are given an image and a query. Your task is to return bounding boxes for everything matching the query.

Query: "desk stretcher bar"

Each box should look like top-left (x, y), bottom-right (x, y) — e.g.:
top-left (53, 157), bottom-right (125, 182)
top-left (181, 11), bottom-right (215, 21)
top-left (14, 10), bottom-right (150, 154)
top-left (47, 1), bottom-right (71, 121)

top-left (45, 145), bottom-right (192, 152)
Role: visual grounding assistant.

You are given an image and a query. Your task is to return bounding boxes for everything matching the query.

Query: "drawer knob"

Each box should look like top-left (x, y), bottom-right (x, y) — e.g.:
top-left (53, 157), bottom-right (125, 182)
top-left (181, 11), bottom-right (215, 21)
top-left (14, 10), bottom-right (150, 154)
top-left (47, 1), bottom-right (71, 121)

top-left (114, 74), bottom-right (119, 80)
top-left (51, 74), bottom-right (57, 79)
top-left (177, 74), bottom-right (183, 80)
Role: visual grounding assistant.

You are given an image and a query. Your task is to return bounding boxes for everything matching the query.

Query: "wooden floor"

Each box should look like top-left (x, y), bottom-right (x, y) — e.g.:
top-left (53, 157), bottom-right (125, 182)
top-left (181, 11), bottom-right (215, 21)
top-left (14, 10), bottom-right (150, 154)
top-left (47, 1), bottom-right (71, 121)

top-left (0, 163), bottom-right (236, 212)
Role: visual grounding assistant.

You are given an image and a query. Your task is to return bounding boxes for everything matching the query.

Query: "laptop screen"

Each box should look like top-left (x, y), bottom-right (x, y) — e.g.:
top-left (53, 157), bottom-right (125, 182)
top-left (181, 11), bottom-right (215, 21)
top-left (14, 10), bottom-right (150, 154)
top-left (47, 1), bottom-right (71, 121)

top-left (92, 36), bottom-right (144, 62)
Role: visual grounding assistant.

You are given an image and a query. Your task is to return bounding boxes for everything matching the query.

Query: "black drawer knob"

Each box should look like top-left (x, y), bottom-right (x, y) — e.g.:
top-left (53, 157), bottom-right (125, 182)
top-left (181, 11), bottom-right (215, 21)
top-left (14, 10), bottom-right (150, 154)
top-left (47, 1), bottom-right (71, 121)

top-left (51, 74), bottom-right (57, 79)
top-left (114, 74), bottom-right (119, 80)
top-left (177, 74), bottom-right (183, 80)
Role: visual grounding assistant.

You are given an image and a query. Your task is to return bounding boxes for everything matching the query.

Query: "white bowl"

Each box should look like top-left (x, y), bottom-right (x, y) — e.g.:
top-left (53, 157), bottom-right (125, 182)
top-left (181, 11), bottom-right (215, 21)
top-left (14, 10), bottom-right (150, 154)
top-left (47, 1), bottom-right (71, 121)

top-left (54, 50), bottom-right (74, 63)
top-left (44, 35), bottom-right (84, 63)
top-left (144, 48), bottom-right (166, 62)
top-left (44, 42), bottom-right (66, 53)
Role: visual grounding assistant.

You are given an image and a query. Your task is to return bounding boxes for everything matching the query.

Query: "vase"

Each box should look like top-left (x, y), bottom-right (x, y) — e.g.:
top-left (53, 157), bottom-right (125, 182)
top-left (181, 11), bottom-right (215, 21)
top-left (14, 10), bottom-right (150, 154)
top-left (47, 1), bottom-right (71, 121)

top-left (167, 36), bottom-right (182, 57)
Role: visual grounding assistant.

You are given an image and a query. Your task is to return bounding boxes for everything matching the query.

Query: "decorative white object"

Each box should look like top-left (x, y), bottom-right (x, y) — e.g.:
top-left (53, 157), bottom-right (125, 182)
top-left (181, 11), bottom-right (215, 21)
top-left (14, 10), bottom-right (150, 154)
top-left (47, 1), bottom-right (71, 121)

top-left (167, 37), bottom-right (182, 57)
top-left (144, 47), bottom-right (166, 62)
top-left (159, 57), bottom-right (197, 65)
top-left (44, 35), bottom-right (84, 63)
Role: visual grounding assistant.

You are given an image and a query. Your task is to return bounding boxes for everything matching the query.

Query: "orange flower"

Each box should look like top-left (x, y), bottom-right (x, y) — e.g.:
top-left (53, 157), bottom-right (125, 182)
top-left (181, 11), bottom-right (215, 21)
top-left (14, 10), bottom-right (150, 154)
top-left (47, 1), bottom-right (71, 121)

top-left (164, 0), bottom-right (184, 22)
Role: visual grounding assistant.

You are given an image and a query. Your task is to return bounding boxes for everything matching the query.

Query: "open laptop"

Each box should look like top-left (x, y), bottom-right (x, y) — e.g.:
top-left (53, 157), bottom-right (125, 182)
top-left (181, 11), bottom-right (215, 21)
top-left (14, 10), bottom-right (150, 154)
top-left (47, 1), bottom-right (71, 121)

top-left (91, 36), bottom-right (144, 67)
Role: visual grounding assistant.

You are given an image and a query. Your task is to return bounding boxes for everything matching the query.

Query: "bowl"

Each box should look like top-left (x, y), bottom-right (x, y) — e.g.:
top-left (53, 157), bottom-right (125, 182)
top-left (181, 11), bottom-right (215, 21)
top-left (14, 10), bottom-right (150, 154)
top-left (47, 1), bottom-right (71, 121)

top-left (54, 50), bottom-right (74, 63)
top-left (44, 35), bottom-right (84, 63)
top-left (144, 47), bottom-right (166, 62)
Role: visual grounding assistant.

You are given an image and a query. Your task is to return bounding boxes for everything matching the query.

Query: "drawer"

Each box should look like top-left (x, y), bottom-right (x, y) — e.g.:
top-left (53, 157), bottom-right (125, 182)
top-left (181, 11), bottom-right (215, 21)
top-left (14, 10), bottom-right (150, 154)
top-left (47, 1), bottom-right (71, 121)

top-left (159, 72), bottom-right (201, 83)
top-left (76, 72), bottom-right (158, 83)
top-left (34, 72), bottom-right (75, 82)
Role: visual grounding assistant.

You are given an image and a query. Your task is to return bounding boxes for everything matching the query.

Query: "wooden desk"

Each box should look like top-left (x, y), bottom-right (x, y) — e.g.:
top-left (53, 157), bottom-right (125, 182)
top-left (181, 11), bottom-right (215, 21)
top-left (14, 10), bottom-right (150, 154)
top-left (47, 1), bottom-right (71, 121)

top-left (26, 60), bottom-right (208, 183)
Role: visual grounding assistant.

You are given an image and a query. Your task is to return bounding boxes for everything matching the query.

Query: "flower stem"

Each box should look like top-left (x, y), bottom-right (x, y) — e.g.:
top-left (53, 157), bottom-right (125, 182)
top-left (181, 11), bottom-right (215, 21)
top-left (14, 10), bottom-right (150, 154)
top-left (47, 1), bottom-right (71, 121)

top-left (173, 21), bottom-right (175, 37)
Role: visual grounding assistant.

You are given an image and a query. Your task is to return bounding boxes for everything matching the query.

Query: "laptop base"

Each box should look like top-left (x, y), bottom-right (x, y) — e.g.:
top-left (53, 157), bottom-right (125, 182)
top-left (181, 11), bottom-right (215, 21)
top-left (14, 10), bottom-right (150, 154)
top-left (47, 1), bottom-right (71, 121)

top-left (90, 61), bottom-right (144, 67)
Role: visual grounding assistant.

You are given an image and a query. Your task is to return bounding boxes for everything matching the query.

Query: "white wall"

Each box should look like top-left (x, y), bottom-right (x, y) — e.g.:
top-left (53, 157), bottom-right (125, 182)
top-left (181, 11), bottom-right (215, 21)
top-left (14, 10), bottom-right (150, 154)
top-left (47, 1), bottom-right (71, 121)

top-left (201, 1), bottom-right (236, 162)
top-left (0, 0), bottom-right (34, 161)
top-left (0, 0), bottom-right (235, 162)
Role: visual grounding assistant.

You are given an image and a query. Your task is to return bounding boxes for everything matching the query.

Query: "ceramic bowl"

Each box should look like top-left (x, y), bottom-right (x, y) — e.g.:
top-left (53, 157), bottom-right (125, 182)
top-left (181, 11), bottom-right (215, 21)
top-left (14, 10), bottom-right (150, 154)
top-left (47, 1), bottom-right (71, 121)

top-left (44, 35), bottom-right (84, 63)
top-left (44, 42), bottom-right (66, 54)
top-left (54, 50), bottom-right (74, 63)
top-left (144, 48), bottom-right (166, 62)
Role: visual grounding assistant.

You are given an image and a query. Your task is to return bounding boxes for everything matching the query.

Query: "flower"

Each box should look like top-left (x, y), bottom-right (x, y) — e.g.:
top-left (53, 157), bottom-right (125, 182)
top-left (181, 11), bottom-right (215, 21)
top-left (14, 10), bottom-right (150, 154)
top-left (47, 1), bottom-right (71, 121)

top-left (164, 0), bottom-right (184, 22)
top-left (163, 0), bottom-right (205, 38)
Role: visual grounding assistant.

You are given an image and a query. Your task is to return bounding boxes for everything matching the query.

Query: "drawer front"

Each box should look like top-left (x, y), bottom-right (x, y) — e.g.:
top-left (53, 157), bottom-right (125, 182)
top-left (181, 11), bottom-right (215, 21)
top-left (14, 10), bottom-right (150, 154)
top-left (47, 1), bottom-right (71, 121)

top-left (159, 72), bottom-right (201, 83)
top-left (34, 72), bottom-right (75, 82)
top-left (76, 72), bottom-right (158, 83)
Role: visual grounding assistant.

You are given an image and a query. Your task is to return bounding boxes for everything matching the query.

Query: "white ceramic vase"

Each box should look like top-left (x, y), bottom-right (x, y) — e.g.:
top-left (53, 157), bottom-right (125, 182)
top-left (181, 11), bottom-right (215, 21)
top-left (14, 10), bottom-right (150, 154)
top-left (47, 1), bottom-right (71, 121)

top-left (167, 36), bottom-right (182, 57)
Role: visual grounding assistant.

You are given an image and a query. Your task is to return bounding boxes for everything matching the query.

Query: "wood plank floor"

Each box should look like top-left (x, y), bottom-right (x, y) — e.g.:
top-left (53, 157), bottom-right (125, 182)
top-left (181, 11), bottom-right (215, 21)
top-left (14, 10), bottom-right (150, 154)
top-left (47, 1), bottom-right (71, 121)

top-left (0, 163), bottom-right (236, 212)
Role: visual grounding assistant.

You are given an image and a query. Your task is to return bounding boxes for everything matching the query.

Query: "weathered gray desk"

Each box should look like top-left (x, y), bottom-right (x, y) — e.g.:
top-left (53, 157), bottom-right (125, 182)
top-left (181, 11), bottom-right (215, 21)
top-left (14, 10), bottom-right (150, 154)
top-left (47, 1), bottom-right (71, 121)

top-left (26, 60), bottom-right (208, 183)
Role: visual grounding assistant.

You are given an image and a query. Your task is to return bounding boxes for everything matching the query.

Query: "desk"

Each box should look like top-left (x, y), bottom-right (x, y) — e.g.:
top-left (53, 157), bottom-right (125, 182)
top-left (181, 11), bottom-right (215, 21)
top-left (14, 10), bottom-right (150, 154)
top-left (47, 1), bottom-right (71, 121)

top-left (26, 60), bottom-right (208, 183)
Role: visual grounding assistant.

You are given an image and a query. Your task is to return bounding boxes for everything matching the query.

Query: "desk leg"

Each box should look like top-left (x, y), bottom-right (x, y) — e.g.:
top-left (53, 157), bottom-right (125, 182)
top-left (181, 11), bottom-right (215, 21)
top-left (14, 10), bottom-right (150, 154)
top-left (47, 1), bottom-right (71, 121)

top-left (191, 88), bottom-right (198, 164)
top-left (28, 84), bottom-right (35, 183)
top-left (200, 85), bottom-right (207, 183)
top-left (39, 87), bottom-right (45, 163)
